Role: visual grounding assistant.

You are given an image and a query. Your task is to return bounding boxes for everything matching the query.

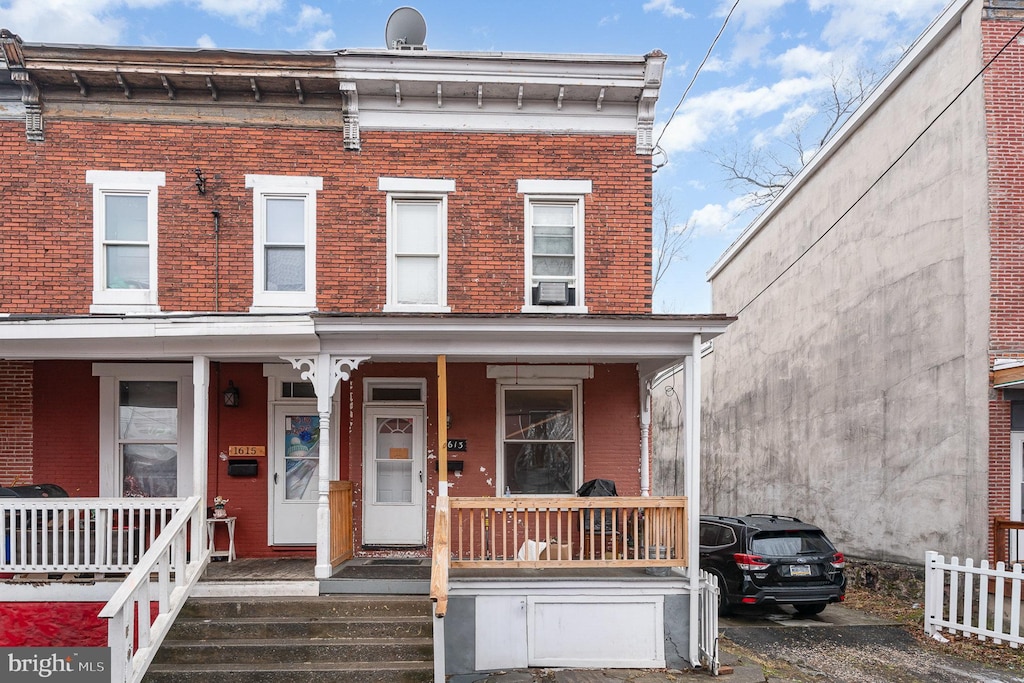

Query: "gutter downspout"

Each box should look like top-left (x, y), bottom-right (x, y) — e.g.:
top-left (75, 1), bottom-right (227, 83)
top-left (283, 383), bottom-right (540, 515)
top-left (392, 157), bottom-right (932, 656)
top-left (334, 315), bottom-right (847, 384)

top-left (685, 334), bottom-right (701, 667)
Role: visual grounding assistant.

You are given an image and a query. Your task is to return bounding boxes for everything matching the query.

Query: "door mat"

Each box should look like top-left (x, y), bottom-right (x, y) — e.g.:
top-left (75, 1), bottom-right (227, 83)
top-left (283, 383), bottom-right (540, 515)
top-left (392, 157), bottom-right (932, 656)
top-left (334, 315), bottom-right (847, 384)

top-left (366, 559), bottom-right (424, 566)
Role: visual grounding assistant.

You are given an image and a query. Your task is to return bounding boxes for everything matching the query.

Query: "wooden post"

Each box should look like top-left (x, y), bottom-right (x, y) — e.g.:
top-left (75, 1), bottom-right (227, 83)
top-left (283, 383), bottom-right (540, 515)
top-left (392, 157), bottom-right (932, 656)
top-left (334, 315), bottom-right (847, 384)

top-left (438, 355), bottom-right (449, 496)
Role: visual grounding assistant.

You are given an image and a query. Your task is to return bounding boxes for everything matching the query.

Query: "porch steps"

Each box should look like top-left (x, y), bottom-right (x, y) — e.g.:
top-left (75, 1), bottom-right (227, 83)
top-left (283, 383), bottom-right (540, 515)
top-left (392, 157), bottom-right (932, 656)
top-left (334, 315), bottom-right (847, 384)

top-left (144, 595), bottom-right (433, 683)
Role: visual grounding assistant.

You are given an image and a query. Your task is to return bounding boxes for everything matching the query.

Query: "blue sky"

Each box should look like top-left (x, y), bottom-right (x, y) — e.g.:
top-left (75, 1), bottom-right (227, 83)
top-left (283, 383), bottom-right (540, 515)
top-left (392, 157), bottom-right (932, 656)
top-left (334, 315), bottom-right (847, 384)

top-left (0, 0), bottom-right (949, 312)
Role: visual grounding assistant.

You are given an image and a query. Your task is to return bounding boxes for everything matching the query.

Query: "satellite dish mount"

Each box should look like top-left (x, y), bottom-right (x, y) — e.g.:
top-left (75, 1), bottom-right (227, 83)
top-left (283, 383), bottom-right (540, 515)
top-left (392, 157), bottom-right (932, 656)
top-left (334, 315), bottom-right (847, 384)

top-left (386, 7), bottom-right (427, 51)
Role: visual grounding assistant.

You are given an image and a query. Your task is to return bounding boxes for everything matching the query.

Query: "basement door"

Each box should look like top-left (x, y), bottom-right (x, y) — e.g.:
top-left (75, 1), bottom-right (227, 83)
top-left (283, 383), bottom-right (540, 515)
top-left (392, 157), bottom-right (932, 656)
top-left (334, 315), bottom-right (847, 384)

top-left (271, 406), bottom-right (320, 545)
top-left (362, 406), bottom-right (426, 545)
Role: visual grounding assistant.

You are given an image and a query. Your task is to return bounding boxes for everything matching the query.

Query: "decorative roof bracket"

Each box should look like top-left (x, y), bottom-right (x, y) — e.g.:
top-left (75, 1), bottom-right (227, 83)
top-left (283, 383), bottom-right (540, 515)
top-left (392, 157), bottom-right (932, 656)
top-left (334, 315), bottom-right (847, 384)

top-left (1, 31), bottom-right (43, 142)
top-left (340, 81), bottom-right (360, 151)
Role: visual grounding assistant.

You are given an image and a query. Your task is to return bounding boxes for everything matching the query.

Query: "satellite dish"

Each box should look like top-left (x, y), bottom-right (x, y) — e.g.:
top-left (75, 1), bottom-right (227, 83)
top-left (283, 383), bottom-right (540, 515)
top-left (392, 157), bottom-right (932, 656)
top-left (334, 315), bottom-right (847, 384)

top-left (386, 7), bottom-right (427, 50)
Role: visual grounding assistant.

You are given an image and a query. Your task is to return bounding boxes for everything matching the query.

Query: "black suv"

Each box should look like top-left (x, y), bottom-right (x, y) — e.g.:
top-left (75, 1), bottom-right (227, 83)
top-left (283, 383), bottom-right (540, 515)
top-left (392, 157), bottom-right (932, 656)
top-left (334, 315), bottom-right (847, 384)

top-left (699, 514), bottom-right (846, 615)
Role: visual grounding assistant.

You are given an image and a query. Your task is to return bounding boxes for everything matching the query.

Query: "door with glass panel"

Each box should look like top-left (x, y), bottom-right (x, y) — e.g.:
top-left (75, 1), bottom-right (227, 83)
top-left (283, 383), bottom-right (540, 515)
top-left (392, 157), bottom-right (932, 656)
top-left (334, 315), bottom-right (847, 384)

top-left (271, 405), bottom-right (320, 544)
top-left (362, 407), bottom-right (426, 545)
top-left (118, 381), bottom-right (179, 497)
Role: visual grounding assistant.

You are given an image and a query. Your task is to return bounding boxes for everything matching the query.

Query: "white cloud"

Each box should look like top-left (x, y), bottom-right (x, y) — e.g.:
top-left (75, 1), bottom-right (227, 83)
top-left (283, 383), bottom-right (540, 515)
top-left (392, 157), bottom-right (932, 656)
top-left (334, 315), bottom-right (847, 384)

top-left (194, 0), bottom-right (284, 29)
top-left (643, 0), bottom-right (692, 20)
top-left (772, 44), bottom-right (833, 77)
top-left (689, 194), bottom-right (760, 237)
top-left (305, 28), bottom-right (334, 50)
top-left (0, 0), bottom-right (133, 44)
top-left (289, 4), bottom-right (330, 32)
top-left (657, 76), bottom-right (826, 155)
top-left (807, 0), bottom-right (947, 48)
top-left (196, 33), bottom-right (216, 48)
top-left (598, 14), bottom-right (619, 27)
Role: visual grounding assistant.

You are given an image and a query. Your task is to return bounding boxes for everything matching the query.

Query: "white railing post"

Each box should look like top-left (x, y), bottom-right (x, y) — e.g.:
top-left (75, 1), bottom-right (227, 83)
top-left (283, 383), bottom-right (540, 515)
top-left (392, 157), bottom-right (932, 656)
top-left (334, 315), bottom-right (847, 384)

top-left (923, 551), bottom-right (939, 638)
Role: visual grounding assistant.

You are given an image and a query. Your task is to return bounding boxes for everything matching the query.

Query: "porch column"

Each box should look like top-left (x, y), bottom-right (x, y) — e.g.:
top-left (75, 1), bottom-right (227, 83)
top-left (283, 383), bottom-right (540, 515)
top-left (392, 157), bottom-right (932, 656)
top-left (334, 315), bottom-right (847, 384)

top-left (685, 334), bottom-right (701, 667)
top-left (639, 378), bottom-right (652, 496)
top-left (192, 356), bottom-right (210, 561)
top-left (285, 354), bottom-right (369, 580)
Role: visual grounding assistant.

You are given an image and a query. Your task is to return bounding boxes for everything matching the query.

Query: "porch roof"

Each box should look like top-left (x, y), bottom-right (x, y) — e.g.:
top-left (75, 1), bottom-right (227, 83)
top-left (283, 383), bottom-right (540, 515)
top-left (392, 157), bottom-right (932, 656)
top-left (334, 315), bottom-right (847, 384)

top-left (0, 312), bottom-right (733, 374)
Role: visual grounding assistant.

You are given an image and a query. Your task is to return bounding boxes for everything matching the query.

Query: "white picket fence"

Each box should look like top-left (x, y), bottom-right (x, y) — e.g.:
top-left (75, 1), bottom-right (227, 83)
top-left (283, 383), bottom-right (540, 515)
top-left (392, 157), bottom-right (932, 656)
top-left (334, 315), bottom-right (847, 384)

top-left (924, 550), bottom-right (1024, 647)
top-left (697, 568), bottom-right (721, 675)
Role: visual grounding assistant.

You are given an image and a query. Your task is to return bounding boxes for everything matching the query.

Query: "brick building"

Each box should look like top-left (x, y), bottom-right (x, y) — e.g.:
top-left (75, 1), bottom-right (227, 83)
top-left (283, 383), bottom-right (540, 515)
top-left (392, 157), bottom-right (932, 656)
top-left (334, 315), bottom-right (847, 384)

top-left (0, 25), bottom-right (731, 673)
top-left (702, 0), bottom-right (1024, 565)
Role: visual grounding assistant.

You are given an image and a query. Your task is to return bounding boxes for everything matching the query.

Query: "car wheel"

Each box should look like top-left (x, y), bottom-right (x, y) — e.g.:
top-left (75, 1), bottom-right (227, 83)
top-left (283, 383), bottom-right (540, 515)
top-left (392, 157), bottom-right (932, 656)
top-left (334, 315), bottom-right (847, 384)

top-left (706, 570), bottom-right (732, 616)
top-left (794, 603), bottom-right (826, 616)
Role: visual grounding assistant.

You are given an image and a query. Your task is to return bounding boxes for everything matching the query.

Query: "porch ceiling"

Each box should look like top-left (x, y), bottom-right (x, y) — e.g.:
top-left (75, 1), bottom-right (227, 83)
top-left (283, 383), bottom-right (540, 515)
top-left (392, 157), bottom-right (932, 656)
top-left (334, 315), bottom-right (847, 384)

top-left (0, 312), bottom-right (734, 369)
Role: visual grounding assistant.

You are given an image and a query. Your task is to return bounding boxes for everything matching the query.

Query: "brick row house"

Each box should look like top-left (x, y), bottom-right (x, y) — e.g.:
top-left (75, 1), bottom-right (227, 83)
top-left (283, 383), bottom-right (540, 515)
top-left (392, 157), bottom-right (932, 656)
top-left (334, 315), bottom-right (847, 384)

top-left (0, 26), bottom-right (730, 675)
top-left (702, 0), bottom-right (1024, 567)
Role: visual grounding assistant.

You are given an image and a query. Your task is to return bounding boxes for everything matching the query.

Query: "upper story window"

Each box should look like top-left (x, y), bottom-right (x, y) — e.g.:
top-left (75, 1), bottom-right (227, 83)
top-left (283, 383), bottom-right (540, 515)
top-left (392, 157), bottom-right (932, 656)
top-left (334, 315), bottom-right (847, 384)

top-left (246, 174), bottom-right (322, 312)
top-left (517, 179), bottom-right (591, 314)
top-left (379, 177), bottom-right (455, 313)
top-left (86, 170), bottom-right (165, 314)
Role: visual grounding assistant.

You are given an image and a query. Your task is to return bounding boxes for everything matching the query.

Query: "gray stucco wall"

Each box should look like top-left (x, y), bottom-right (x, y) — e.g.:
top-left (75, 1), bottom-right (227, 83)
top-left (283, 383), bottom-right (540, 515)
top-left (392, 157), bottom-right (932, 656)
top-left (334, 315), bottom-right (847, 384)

top-left (702, 2), bottom-right (990, 564)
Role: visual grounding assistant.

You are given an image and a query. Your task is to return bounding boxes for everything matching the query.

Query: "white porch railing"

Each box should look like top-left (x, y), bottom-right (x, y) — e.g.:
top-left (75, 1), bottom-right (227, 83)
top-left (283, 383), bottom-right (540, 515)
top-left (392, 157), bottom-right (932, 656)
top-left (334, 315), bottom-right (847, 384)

top-left (1, 497), bottom-right (185, 574)
top-left (697, 568), bottom-right (720, 675)
top-left (924, 550), bottom-right (1024, 648)
top-left (99, 495), bottom-right (209, 683)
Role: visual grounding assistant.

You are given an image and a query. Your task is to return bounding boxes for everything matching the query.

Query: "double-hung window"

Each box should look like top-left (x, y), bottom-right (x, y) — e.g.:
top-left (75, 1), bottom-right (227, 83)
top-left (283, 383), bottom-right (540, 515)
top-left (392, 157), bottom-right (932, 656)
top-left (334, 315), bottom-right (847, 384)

top-left (246, 174), bottom-right (322, 311)
top-left (379, 177), bottom-right (454, 312)
top-left (518, 179), bottom-right (591, 313)
top-left (94, 363), bottom-right (194, 498)
top-left (86, 170), bottom-right (165, 314)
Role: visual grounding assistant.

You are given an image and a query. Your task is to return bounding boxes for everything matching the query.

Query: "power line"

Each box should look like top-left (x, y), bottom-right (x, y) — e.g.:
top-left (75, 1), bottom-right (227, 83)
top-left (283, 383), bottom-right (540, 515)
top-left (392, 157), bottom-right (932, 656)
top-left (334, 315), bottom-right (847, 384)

top-left (734, 21), bottom-right (1024, 317)
top-left (653, 0), bottom-right (740, 159)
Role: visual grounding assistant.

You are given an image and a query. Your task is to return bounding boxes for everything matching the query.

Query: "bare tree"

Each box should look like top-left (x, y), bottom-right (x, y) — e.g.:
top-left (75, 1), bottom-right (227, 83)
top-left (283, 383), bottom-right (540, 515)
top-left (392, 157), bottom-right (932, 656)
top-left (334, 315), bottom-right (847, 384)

top-left (652, 189), bottom-right (693, 294)
top-left (710, 62), bottom-right (879, 206)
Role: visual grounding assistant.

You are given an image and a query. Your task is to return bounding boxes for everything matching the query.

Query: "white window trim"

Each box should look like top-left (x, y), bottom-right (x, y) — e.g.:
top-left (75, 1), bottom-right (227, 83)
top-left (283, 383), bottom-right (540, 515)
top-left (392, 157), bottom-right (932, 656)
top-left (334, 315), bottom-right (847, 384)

top-left (86, 170), bottom-right (165, 314)
top-left (517, 179), bottom-right (591, 314)
top-left (379, 177), bottom-right (455, 313)
top-left (93, 363), bottom-right (194, 498)
top-left (363, 377), bottom-right (428, 405)
top-left (246, 174), bottom-right (323, 312)
top-left (495, 378), bottom-right (584, 496)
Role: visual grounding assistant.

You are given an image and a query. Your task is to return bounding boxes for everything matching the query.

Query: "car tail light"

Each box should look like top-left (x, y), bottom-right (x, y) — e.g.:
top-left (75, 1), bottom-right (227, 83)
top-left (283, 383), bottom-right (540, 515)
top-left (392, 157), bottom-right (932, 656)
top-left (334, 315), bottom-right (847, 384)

top-left (734, 553), bottom-right (769, 570)
top-left (830, 552), bottom-right (846, 569)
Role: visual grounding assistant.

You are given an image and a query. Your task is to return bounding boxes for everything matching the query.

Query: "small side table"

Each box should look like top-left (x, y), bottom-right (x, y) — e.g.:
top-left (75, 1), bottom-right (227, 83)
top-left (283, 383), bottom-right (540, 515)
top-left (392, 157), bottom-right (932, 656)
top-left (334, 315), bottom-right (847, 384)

top-left (207, 516), bottom-right (237, 562)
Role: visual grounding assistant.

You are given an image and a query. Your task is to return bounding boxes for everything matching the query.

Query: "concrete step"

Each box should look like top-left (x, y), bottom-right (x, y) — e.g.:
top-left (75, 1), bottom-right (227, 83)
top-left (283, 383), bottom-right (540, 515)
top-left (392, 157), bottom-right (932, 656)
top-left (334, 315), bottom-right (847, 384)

top-left (144, 595), bottom-right (434, 683)
top-left (144, 660), bottom-right (433, 683)
top-left (153, 636), bottom-right (434, 664)
top-left (168, 614), bottom-right (432, 640)
top-left (178, 594), bottom-right (432, 619)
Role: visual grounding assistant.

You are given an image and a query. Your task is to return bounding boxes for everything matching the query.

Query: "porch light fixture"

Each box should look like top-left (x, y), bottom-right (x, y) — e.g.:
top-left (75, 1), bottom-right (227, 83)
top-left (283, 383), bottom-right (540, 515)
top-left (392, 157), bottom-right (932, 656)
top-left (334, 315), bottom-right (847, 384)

top-left (223, 380), bottom-right (240, 408)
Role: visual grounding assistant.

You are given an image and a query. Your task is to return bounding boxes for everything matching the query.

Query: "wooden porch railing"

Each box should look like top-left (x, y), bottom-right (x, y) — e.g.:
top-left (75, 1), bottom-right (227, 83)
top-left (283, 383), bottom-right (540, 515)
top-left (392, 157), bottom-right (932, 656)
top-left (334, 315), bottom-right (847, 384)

top-left (99, 496), bottom-right (209, 683)
top-left (329, 480), bottom-right (354, 568)
top-left (992, 517), bottom-right (1024, 565)
top-left (1, 497), bottom-right (185, 574)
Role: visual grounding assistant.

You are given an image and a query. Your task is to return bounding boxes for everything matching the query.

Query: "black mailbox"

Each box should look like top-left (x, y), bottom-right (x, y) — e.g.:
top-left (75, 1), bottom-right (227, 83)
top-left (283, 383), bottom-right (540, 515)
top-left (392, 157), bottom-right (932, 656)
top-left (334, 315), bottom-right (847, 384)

top-left (227, 459), bottom-right (259, 477)
top-left (434, 460), bottom-right (464, 473)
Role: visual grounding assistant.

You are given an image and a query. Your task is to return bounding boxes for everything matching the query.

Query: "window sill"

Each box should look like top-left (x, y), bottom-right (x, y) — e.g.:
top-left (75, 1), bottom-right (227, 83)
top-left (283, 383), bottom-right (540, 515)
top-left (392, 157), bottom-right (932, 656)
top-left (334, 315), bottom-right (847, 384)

top-left (90, 303), bottom-right (162, 315)
top-left (382, 304), bottom-right (453, 313)
top-left (248, 305), bottom-right (318, 314)
top-left (520, 305), bottom-right (589, 314)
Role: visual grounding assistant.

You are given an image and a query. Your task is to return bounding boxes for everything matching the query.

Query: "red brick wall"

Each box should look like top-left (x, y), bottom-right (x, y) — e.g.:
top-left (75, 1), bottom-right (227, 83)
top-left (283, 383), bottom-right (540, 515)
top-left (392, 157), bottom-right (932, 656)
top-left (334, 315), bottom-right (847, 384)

top-left (984, 15), bottom-right (1024, 549)
top-left (0, 122), bottom-right (651, 316)
top-left (0, 361), bottom-right (34, 487)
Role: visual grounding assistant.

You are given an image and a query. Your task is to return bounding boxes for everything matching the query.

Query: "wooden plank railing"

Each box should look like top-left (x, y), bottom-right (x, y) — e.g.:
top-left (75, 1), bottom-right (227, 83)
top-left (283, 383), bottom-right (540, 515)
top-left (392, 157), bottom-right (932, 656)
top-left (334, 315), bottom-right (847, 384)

top-left (446, 496), bottom-right (688, 569)
top-left (993, 518), bottom-right (1024, 566)
top-left (329, 480), bottom-right (354, 568)
top-left (0, 498), bottom-right (185, 574)
top-left (430, 496), bottom-right (450, 617)
top-left (100, 495), bottom-right (209, 683)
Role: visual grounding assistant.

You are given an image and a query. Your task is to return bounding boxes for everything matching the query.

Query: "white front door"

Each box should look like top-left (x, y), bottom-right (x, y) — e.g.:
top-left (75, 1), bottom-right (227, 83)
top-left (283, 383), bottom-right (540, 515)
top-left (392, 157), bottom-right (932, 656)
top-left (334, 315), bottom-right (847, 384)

top-left (362, 406), bottom-right (426, 545)
top-left (271, 406), bottom-right (320, 545)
